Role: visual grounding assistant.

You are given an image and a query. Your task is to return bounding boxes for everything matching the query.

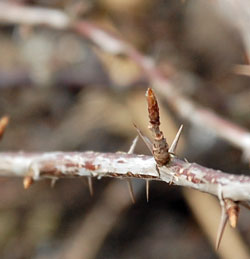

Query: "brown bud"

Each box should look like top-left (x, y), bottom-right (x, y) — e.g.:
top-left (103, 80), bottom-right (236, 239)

top-left (146, 88), bottom-right (170, 166)
top-left (146, 88), bottom-right (160, 126)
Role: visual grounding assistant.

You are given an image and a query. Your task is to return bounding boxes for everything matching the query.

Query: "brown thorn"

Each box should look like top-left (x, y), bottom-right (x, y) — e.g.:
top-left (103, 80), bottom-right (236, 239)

top-left (216, 203), bottom-right (228, 250)
top-left (169, 124), bottom-right (183, 154)
top-left (23, 176), bottom-right (33, 189)
top-left (146, 179), bottom-right (150, 202)
top-left (0, 116), bottom-right (9, 140)
top-left (127, 179), bottom-right (135, 204)
top-left (133, 123), bottom-right (153, 154)
top-left (88, 177), bottom-right (93, 196)
top-left (128, 135), bottom-right (139, 154)
top-left (225, 199), bottom-right (239, 228)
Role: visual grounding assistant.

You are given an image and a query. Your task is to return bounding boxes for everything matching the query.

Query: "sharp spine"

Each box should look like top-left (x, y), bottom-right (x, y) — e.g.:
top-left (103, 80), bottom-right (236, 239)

top-left (169, 124), bottom-right (183, 154)
top-left (146, 180), bottom-right (150, 202)
top-left (88, 177), bottom-right (93, 196)
top-left (127, 179), bottom-right (135, 203)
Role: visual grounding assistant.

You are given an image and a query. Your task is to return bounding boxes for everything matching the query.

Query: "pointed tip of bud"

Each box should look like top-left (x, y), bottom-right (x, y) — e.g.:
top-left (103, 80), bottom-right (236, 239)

top-left (146, 88), bottom-right (153, 97)
top-left (23, 176), bottom-right (33, 189)
top-left (146, 88), bottom-right (156, 107)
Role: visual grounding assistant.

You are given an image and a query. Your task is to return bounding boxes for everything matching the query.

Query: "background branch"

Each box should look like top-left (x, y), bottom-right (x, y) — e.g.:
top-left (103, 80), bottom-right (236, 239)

top-left (0, 2), bottom-right (249, 162)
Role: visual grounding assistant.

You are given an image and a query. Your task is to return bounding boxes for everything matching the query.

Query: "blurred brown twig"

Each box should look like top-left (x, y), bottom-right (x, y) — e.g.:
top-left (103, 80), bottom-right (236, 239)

top-left (0, 2), bottom-right (248, 162)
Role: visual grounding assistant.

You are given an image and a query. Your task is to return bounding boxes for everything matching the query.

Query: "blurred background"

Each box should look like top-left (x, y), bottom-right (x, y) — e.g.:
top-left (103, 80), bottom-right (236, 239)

top-left (0, 0), bottom-right (250, 258)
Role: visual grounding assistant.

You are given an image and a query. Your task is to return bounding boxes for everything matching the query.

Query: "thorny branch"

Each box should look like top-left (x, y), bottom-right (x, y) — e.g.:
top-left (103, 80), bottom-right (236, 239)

top-left (0, 2), bottom-right (249, 163)
top-left (0, 2), bottom-right (249, 249)
top-left (0, 151), bottom-right (250, 202)
top-left (0, 88), bottom-right (249, 248)
top-left (73, 22), bottom-right (250, 163)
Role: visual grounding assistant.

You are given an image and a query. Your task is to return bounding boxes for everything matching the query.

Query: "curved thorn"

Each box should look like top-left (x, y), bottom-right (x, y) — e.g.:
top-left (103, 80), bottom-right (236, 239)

top-left (88, 177), bottom-right (93, 196)
top-left (128, 135), bottom-right (139, 154)
top-left (127, 179), bottom-right (135, 204)
top-left (169, 124), bottom-right (183, 154)
top-left (133, 123), bottom-right (153, 154)
top-left (146, 180), bottom-right (150, 202)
